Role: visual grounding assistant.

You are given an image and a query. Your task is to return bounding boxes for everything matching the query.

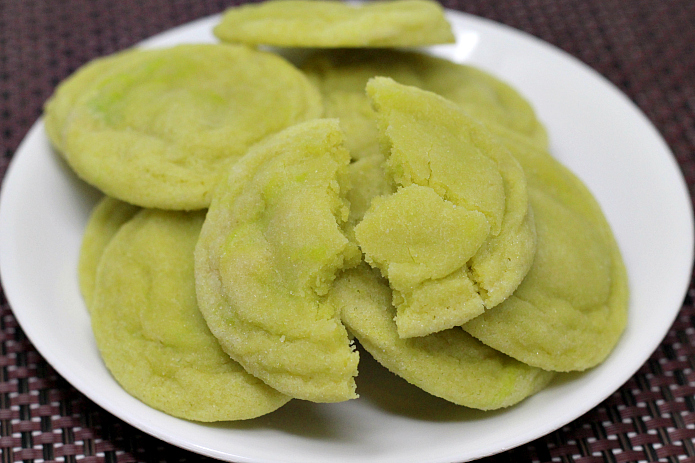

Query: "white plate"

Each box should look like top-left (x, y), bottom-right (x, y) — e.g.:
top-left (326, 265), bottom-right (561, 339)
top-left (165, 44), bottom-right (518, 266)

top-left (1, 10), bottom-right (693, 463)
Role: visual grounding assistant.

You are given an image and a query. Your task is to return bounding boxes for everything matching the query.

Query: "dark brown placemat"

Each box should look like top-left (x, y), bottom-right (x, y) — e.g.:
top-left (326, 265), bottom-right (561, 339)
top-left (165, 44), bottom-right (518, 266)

top-left (1, 1), bottom-right (694, 462)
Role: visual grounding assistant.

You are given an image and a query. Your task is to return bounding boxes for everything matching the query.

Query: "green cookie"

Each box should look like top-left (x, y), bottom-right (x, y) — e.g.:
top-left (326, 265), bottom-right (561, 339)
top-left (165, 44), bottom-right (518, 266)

top-left (195, 119), bottom-right (362, 403)
top-left (214, 0), bottom-right (455, 48)
top-left (44, 43), bottom-right (322, 210)
top-left (463, 140), bottom-right (629, 371)
top-left (333, 265), bottom-right (555, 410)
top-left (90, 209), bottom-right (290, 421)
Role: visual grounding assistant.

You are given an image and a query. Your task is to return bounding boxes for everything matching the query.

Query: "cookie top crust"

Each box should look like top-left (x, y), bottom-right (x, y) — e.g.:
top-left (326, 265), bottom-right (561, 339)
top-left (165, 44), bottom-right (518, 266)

top-left (214, 0), bottom-right (455, 48)
top-left (78, 196), bottom-right (140, 310)
top-left (44, 43), bottom-right (322, 210)
top-left (463, 139), bottom-right (629, 372)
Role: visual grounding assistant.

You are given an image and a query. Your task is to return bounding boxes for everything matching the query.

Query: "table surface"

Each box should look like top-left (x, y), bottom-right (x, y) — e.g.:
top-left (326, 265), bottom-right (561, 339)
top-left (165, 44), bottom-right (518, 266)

top-left (1, 1), bottom-right (694, 462)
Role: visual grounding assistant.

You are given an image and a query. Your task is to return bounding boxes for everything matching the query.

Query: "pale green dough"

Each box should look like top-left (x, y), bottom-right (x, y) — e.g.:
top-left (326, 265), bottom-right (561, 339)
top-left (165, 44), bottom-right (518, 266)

top-left (78, 196), bottom-right (140, 310)
top-left (356, 185), bottom-right (491, 336)
top-left (301, 49), bottom-right (548, 161)
top-left (332, 265), bottom-right (555, 410)
top-left (90, 209), bottom-right (290, 421)
top-left (343, 154), bottom-right (395, 242)
top-left (357, 185), bottom-right (490, 287)
top-left (44, 43), bottom-right (322, 210)
top-left (214, 0), bottom-right (455, 48)
top-left (354, 77), bottom-right (536, 338)
top-left (195, 119), bottom-right (362, 403)
top-left (463, 140), bottom-right (629, 372)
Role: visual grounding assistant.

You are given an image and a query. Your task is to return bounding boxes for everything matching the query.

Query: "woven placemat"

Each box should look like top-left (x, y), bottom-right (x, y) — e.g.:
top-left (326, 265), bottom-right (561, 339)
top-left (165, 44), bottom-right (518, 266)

top-left (1, 1), bottom-right (694, 462)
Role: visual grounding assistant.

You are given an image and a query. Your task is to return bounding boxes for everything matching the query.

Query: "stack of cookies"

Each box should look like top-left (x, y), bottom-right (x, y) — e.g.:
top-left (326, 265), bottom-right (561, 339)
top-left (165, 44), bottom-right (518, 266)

top-left (44, 0), bottom-right (628, 421)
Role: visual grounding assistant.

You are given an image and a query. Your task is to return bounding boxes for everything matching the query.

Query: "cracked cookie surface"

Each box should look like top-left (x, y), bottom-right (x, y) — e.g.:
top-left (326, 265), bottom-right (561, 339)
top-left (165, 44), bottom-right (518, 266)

top-left (354, 77), bottom-right (536, 337)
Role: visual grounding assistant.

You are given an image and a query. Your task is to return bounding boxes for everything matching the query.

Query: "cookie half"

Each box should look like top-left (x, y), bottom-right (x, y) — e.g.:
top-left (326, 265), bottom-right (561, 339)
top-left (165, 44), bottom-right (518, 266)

top-left (195, 119), bottom-right (361, 403)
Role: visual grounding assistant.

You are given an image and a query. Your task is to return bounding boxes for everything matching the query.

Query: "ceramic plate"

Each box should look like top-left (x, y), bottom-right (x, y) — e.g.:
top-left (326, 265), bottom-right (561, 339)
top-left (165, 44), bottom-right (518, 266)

top-left (1, 10), bottom-right (693, 463)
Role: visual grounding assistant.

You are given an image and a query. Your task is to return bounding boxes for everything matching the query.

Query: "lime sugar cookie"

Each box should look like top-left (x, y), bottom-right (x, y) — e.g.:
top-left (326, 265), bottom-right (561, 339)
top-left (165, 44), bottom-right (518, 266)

top-left (90, 209), bottom-right (290, 421)
top-left (195, 119), bottom-right (361, 403)
top-left (213, 0), bottom-right (455, 48)
top-left (332, 265), bottom-right (555, 410)
top-left (44, 43), bottom-right (322, 210)
top-left (354, 77), bottom-right (536, 338)
top-left (463, 140), bottom-right (629, 372)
